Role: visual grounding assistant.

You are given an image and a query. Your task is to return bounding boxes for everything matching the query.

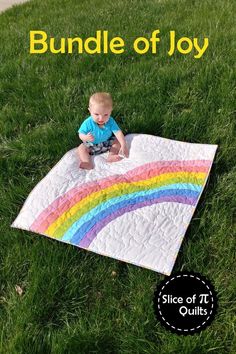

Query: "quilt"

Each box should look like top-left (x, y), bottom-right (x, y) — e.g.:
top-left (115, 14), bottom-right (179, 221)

top-left (11, 134), bottom-right (217, 275)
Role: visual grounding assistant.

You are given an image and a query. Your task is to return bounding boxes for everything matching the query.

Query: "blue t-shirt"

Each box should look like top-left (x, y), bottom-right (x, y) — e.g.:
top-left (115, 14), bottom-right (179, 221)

top-left (78, 116), bottom-right (121, 144)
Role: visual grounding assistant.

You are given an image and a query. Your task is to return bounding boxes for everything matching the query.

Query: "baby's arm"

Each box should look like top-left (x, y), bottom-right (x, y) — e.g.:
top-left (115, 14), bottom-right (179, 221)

top-left (113, 130), bottom-right (129, 157)
top-left (78, 119), bottom-right (94, 142)
top-left (79, 132), bottom-right (94, 142)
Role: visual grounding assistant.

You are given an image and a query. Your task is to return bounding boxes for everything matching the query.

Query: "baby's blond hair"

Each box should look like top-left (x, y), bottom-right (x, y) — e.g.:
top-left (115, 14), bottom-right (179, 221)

top-left (89, 92), bottom-right (113, 108)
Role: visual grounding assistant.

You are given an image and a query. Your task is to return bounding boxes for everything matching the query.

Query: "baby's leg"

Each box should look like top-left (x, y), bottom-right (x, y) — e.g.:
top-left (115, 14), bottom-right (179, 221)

top-left (77, 143), bottom-right (93, 169)
top-left (107, 138), bottom-right (122, 162)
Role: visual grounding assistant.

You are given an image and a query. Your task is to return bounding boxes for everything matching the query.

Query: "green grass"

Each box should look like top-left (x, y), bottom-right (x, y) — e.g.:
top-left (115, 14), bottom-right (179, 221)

top-left (0, 0), bottom-right (235, 352)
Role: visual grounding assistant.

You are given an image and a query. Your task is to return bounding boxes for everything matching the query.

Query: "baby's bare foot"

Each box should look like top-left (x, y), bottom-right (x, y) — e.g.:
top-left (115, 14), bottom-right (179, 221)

top-left (107, 154), bottom-right (123, 163)
top-left (79, 162), bottom-right (93, 170)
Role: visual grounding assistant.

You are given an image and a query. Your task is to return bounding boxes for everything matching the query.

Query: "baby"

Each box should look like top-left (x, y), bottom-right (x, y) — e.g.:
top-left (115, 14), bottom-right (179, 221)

top-left (77, 92), bottom-right (129, 169)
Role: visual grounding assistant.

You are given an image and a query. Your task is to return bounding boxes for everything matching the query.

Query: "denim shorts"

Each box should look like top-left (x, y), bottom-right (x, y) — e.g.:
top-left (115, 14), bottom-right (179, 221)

top-left (84, 135), bottom-right (115, 155)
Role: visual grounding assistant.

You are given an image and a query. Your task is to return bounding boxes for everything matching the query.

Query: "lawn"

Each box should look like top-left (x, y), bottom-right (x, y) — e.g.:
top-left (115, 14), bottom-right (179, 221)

top-left (0, 0), bottom-right (235, 353)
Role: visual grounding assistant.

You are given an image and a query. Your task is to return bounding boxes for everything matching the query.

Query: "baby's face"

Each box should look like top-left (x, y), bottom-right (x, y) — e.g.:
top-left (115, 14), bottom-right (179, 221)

top-left (89, 103), bottom-right (112, 125)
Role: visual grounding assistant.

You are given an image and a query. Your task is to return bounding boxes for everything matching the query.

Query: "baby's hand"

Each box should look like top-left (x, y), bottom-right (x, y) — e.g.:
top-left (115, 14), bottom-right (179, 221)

top-left (85, 132), bottom-right (94, 142)
top-left (120, 144), bottom-right (129, 158)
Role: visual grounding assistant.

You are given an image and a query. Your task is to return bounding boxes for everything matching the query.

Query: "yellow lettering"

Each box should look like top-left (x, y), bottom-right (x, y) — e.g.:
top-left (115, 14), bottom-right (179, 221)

top-left (103, 30), bottom-right (108, 54)
top-left (84, 31), bottom-right (101, 54)
top-left (68, 37), bottom-right (83, 54)
top-left (29, 30), bottom-right (128, 56)
top-left (168, 30), bottom-right (175, 56)
top-left (193, 38), bottom-right (209, 59)
top-left (150, 29), bottom-right (160, 54)
top-left (133, 37), bottom-right (149, 54)
top-left (110, 37), bottom-right (124, 54)
top-left (177, 37), bottom-right (193, 54)
top-left (30, 30), bottom-right (48, 54)
top-left (50, 38), bottom-right (66, 54)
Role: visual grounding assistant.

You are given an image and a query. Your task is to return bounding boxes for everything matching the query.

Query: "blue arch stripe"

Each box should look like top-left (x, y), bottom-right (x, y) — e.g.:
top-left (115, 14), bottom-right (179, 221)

top-left (69, 188), bottom-right (199, 245)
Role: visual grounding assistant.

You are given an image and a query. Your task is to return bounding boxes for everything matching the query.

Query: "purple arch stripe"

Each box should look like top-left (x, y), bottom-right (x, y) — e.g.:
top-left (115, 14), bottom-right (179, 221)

top-left (77, 195), bottom-right (196, 248)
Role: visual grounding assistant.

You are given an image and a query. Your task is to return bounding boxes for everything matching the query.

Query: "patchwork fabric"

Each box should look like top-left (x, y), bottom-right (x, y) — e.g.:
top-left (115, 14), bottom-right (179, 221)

top-left (11, 134), bottom-right (217, 275)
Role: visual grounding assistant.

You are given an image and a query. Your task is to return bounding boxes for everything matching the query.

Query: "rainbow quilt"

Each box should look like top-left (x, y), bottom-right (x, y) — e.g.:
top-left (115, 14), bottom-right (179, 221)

top-left (11, 134), bottom-right (217, 275)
